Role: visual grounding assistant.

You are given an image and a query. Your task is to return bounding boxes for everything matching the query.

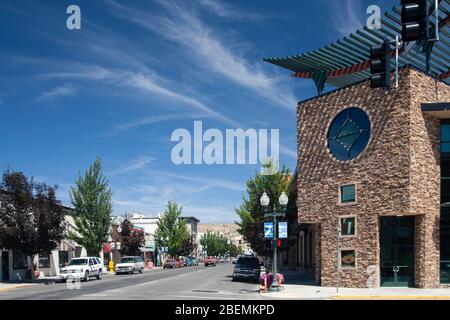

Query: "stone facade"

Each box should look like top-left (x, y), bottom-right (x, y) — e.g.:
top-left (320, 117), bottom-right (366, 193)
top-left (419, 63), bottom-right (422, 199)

top-left (296, 67), bottom-right (450, 288)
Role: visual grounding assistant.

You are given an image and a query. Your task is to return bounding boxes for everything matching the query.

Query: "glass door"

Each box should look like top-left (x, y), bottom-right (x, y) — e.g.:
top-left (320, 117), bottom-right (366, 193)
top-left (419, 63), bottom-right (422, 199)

top-left (380, 216), bottom-right (415, 287)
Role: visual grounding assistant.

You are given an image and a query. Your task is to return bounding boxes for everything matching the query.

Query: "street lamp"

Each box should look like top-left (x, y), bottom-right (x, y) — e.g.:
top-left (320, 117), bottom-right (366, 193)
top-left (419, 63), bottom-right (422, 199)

top-left (260, 191), bottom-right (288, 292)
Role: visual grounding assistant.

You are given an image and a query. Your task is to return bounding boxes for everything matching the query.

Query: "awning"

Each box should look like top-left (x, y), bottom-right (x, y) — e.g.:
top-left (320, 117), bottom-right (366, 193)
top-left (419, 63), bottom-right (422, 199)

top-left (264, 0), bottom-right (450, 94)
top-left (422, 102), bottom-right (450, 118)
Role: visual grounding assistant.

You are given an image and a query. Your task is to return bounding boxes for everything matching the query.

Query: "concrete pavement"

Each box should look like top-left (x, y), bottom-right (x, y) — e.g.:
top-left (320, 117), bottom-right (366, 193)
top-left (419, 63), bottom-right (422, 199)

top-left (0, 263), bottom-right (261, 300)
top-left (259, 271), bottom-right (450, 300)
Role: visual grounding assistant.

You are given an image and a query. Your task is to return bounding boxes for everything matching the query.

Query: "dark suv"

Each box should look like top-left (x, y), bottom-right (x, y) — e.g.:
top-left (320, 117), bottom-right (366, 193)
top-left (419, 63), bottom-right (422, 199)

top-left (232, 256), bottom-right (261, 283)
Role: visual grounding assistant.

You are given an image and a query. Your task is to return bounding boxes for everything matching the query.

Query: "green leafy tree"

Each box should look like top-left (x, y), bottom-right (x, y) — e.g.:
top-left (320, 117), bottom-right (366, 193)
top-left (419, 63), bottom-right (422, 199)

top-left (235, 166), bottom-right (292, 256)
top-left (68, 158), bottom-right (113, 256)
top-left (179, 235), bottom-right (197, 257)
top-left (119, 218), bottom-right (146, 256)
top-left (155, 201), bottom-right (190, 257)
top-left (229, 243), bottom-right (243, 257)
top-left (200, 231), bottom-right (230, 256)
top-left (0, 171), bottom-right (66, 279)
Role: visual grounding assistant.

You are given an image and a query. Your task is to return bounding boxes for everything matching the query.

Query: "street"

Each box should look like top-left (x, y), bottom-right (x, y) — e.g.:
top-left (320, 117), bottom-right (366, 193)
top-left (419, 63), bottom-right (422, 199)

top-left (0, 263), bottom-right (262, 300)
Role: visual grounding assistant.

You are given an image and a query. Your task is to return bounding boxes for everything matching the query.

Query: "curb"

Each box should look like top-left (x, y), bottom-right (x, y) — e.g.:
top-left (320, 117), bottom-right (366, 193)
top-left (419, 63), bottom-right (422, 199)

top-left (0, 285), bottom-right (33, 293)
top-left (331, 295), bottom-right (450, 300)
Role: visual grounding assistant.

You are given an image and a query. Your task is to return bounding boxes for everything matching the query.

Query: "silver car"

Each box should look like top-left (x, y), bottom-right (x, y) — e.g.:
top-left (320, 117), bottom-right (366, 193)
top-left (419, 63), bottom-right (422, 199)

top-left (115, 256), bottom-right (145, 274)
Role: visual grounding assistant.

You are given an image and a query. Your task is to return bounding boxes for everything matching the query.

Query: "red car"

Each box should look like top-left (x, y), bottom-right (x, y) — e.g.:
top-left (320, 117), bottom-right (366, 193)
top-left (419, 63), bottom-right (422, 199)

top-left (175, 258), bottom-right (184, 268)
top-left (204, 256), bottom-right (216, 267)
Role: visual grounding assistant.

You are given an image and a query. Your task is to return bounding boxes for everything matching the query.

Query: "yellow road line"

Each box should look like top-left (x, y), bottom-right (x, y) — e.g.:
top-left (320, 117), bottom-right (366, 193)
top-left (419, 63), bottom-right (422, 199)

top-left (332, 295), bottom-right (450, 300)
top-left (0, 285), bottom-right (32, 293)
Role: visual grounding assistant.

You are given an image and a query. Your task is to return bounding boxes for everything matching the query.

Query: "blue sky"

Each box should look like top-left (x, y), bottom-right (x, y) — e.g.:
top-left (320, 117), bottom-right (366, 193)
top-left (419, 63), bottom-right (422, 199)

top-left (0, 0), bottom-right (397, 222)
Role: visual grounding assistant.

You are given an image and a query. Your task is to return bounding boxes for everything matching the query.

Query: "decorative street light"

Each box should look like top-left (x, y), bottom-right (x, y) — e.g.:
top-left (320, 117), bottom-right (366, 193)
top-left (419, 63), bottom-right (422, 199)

top-left (260, 191), bottom-right (288, 291)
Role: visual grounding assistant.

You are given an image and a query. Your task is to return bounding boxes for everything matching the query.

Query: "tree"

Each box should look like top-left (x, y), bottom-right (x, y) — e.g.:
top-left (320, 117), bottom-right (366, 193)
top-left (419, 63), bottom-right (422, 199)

top-left (0, 170), bottom-right (66, 279)
top-left (179, 235), bottom-right (197, 257)
top-left (119, 218), bottom-right (145, 256)
top-left (229, 243), bottom-right (243, 257)
top-left (235, 166), bottom-right (292, 256)
top-left (68, 158), bottom-right (113, 256)
top-left (155, 201), bottom-right (190, 257)
top-left (200, 231), bottom-right (229, 256)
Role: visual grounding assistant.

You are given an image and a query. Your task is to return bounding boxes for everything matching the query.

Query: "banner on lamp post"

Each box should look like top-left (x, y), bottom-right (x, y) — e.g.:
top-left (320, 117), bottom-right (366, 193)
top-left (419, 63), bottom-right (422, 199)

top-left (278, 221), bottom-right (288, 239)
top-left (264, 222), bottom-right (274, 239)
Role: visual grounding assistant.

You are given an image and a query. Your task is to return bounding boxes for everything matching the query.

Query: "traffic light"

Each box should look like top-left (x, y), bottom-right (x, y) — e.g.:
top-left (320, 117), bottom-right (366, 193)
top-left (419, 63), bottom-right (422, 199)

top-left (401, 0), bottom-right (429, 42)
top-left (277, 239), bottom-right (288, 251)
top-left (370, 40), bottom-right (391, 89)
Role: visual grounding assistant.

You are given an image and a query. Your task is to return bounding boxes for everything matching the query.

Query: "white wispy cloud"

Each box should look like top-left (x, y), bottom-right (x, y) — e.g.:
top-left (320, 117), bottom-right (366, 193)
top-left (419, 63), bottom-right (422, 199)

top-left (197, 0), bottom-right (264, 21)
top-left (109, 154), bottom-right (156, 176)
top-left (106, 0), bottom-right (297, 110)
top-left (31, 59), bottom-right (239, 127)
top-left (111, 114), bottom-right (194, 134)
top-left (329, 0), bottom-right (364, 37)
top-left (280, 143), bottom-right (297, 160)
top-left (157, 171), bottom-right (246, 192)
top-left (36, 83), bottom-right (76, 102)
top-left (125, 73), bottom-right (239, 127)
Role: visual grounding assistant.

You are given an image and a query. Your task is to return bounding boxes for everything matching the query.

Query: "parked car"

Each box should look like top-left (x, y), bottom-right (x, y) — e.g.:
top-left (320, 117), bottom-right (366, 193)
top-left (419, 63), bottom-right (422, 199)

top-left (204, 256), bottom-right (216, 267)
top-left (163, 259), bottom-right (176, 269)
top-left (115, 256), bottom-right (144, 274)
top-left (231, 257), bottom-right (237, 264)
top-left (191, 257), bottom-right (198, 266)
top-left (232, 256), bottom-right (261, 283)
top-left (59, 257), bottom-right (103, 282)
top-left (184, 257), bottom-right (193, 267)
top-left (175, 258), bottom-right (184, 268)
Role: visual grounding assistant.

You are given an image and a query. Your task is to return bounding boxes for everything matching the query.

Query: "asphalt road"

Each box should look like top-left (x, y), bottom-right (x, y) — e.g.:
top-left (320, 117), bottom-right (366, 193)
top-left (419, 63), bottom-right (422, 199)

top-left (0, 263), bottom-right (262, 300)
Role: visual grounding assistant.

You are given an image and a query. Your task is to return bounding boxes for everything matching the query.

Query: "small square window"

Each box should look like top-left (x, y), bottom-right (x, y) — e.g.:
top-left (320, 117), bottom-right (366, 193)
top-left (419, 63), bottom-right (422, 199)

top-left (341, 217), bottom-right (356, 236)
top-left (340, 250), bottom-right (356, 268)
top-left (341, 185), bottom-right (356, 203)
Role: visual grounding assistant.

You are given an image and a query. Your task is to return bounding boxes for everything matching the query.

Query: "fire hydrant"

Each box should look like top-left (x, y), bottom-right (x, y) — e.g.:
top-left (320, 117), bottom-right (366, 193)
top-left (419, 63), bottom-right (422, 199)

top-left (109, 260), bottom-right (114, 273)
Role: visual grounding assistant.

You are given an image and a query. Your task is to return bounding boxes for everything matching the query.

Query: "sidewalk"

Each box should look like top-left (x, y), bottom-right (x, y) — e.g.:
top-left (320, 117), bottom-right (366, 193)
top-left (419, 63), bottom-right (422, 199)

top-left (260, 271), bottom-right (450, 300)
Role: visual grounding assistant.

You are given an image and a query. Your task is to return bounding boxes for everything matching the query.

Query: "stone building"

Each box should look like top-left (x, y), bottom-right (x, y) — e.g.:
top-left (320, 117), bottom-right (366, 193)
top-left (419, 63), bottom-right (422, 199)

top-left (294, 67), bottom-right (449, 288)
top-left (263, 2), bottom-right (450, 289)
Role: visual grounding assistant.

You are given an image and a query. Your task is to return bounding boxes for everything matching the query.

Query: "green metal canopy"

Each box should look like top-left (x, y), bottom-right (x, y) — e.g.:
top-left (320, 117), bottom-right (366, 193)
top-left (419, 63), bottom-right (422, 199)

top-left (264, 0), bottom-right (450, 94)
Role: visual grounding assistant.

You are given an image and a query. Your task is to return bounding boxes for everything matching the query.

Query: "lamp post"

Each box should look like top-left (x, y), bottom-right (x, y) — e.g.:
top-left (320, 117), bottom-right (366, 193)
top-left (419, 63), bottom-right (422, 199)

top-left (260, 191), bottom-right (288, 292)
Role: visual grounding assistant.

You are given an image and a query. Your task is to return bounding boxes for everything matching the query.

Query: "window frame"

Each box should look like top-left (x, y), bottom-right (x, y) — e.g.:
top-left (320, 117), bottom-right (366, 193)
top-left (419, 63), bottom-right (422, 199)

top-left (339, 216), bottom-right (357, 237)
top-left (339, 248), bottom-right (356, 269)
top-left (339, 183), bottom-right (357, 205)
top-left (326, 107), bottom-right (371, 161)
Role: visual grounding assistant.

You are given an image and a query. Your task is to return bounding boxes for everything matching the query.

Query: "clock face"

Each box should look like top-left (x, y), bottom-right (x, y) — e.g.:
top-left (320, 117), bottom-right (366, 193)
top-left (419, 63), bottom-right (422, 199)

top-left (327, 107), bottom-right (371, 161)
